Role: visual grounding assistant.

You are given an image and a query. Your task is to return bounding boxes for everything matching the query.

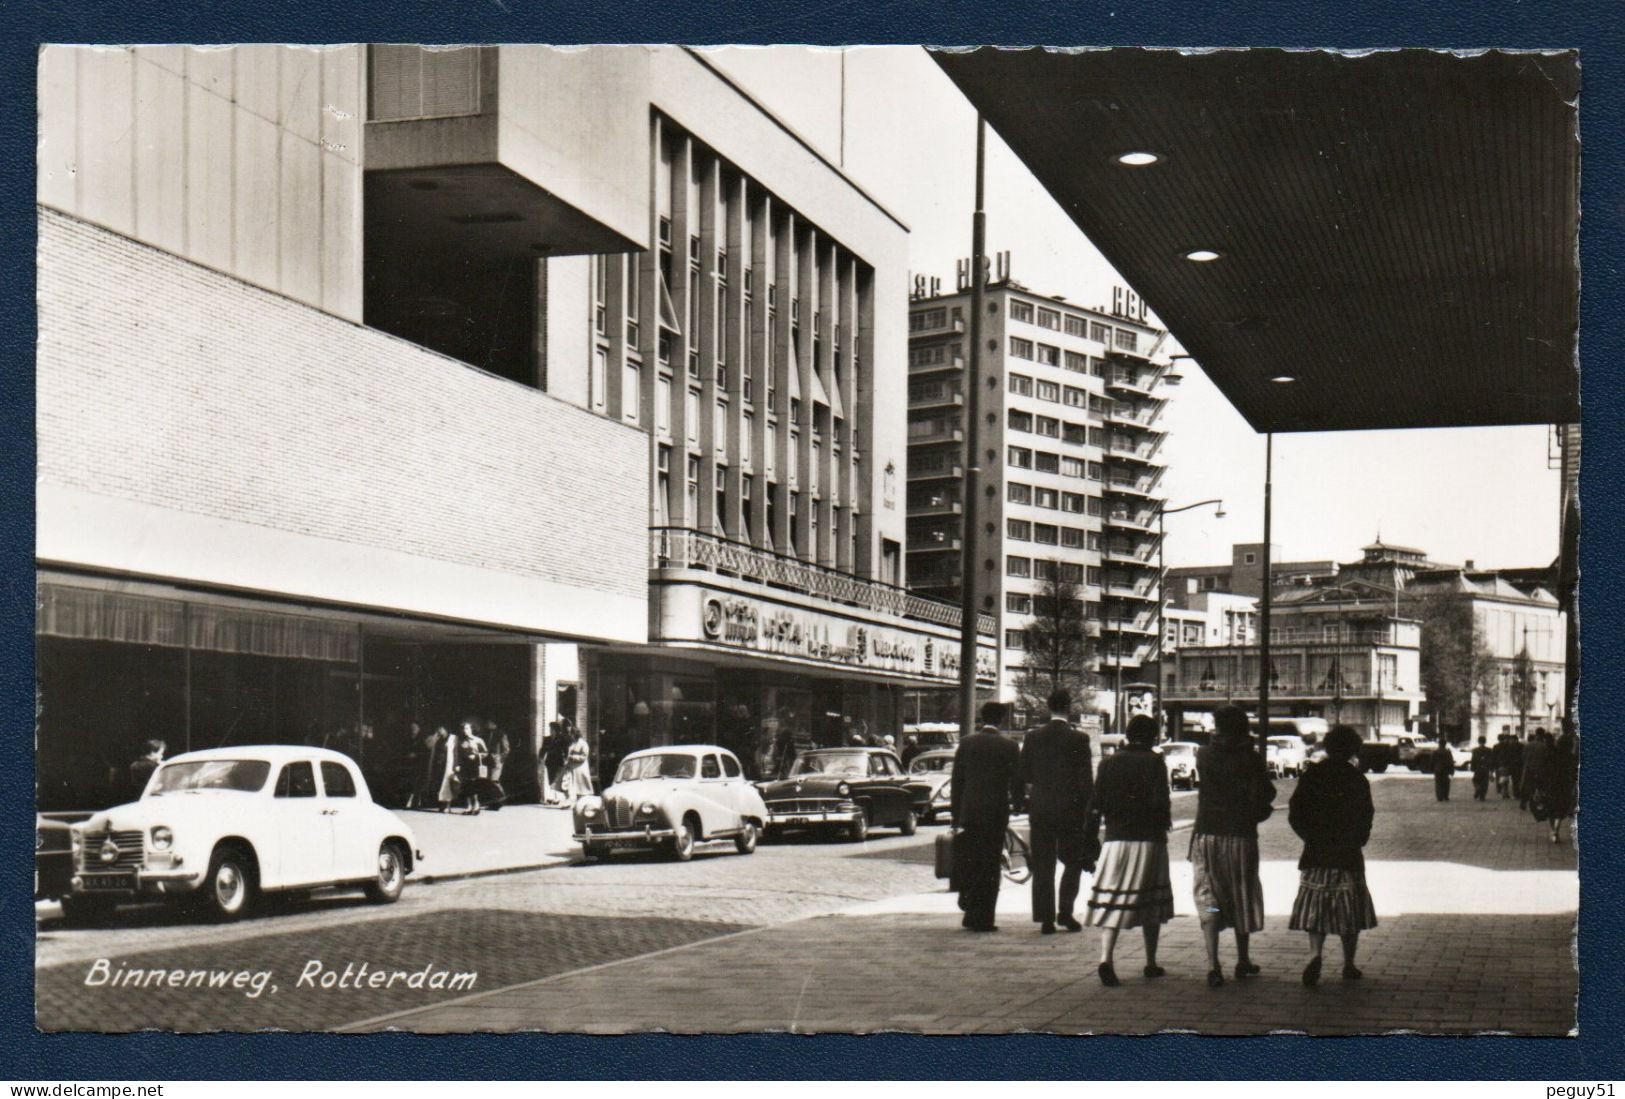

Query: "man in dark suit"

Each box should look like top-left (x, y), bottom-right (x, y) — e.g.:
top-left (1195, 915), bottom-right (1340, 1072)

top-left (951, 701), bottom-right (1023, 932)
top-left (1019, 689), bottom-right (1097, 934)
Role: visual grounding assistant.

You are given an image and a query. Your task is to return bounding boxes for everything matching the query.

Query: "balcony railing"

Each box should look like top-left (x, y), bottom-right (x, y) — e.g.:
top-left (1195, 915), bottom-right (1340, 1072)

top-left (907, 462), bottom-right (963, 482)
top-left (650, 527), bottom-right (994, 634)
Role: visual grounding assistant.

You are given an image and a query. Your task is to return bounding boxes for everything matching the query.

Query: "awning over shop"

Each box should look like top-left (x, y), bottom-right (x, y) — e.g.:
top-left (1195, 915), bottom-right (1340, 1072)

top-left (931, 47), bottom-right (1579, 433)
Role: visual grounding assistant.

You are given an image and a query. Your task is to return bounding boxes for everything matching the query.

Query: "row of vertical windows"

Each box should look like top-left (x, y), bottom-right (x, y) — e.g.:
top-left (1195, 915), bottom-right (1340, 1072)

top-left (1007, 557), bottom-right (1095, 585)
top-left (1008, 482), bottom-right (1099, 512)
top-left (1006, 296), bottom-right (1144, 355)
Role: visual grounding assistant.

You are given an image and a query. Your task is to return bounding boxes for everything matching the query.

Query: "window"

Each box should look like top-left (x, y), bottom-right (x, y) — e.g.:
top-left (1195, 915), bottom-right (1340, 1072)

top-left (1058, 562), bottom-right (1084, 583)
top-left (1035, 487), bottom-right (1059, 509)
top-left (1088, 531), bottom-right (1102, 550)
top-left (1008, 482), bottom-right (1032, 505)
top-left (1009, 373), bottom-right (1034, 396)
top-left (1008, 410), bottom-right (1034, 433)
top-left (910, 308), bottom-right (946, 332)
top-left (1088, 462), bottom-right (1105, 481)
top-left (320, 762), bottom-right (356, 798)
top-left (1062, 492), bottom-right (1087, 513)
top-left (686, 388), bottom-right (701, 443)
top-left (1036, 380), bottom-right (1060, 402)
top-left (1034, 524), bottom-right (1059, 545)
top-left (622, 360), bottom-right (641, 425)
top-left (1116, 329), bottom-right (1139, 352)
top-left (655, 446), bottom-right (671, 525)
top-left (656, 376), bottom-right (672, 434)
top-left (1090, 321), bottom-right (1111, 343)
top-left (1244, 552), bottom-right (1257, 565)
top-left (1035, 559), bottom-right (1058, 581)
top-left (1064, 351), bottom-right (1088, 374)
top-left (1009, 337), bottom-right (1035, 360)
top-left (275, 761), bottom-right (317, 798)
top-left (721, 753), bottom-right (741, 778)
top-left (1036, 416), bottom-right (1060, 438)
top-left (1035, 452), bottom-right (1060, 474)
top-left (881, 539), bottom-right (902, 584)
top-left (1007, 519), bottom-right (1031, 540)
top-left (1087, 497), bottom-right (1103, 517)
top-left (1088, 426), bottom-right (1107, 447)
top-left (1064, 386), bottom-right (1087, 407)
top-left (1061, 457), bottom-right (1085, 478)
top-left (1091, 357), bottom-right (1106, 379)
top-left (1005, 629), bottom-right (1026, 649)
top-left (591, 348), bottom-right (608, 411)
top-left (686, 455), bottom-right (700, 523)
top-left (1064, 314), bottom-right (1087, 337)
top-left (1036, 344), bottom-right (1059, 367)
top-left (1036, 307), bottom-right (1061, 330)
top-left (1086, 566), bottom-right (1102, 587)
top-left (1063, 423), bottom-right (1087, 445)
top-left (1007, 593), bottom-right (1032, 614)
top-left (1007, 556), bottom-right (1032, 578)
top-left (701, 754), bottom-right (722, 779)
top-left (1007, 446), bottom-right (1032, 468)
top-left (1009, 300), bottom-right (1034, 323)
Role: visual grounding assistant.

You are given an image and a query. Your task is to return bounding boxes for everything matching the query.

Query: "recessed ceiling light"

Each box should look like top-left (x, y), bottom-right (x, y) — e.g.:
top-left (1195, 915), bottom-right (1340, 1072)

top-left (1116, 151), bottom-right (1162, 167)
top-left (1270, 375), bottom-right (1298, 384)
top-left (1184, 249), bottom-right (1223, 262)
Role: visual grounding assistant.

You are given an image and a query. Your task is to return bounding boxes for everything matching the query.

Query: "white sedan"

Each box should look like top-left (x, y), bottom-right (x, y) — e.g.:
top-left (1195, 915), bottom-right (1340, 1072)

top-left (1158, 741), bottom-right (1202, 790)
top-left (63, 746), bottom-right (421, 924)
top-left (573, 746), bottom-right (768, 861)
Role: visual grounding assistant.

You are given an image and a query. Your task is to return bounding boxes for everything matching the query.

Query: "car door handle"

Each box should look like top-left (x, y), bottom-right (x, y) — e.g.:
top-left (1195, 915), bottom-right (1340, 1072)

top-left (321, 808), bottom-right (338, 816)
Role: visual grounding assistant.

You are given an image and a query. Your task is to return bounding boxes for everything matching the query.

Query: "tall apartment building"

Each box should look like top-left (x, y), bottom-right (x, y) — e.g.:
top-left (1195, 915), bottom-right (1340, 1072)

top-left (905, 278), bottom-right (1169, 724)
top-left (35, 44), bottom-right (991, 811)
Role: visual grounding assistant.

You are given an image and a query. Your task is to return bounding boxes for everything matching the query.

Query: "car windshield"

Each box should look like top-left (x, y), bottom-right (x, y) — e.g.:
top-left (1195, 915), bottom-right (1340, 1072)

top-left (791, 752), bottom-right (870, 777)
top-left (616, 753), bottom-right (697, 783)
top-left (1163, 744), bottom-right (1196, 758)
top-left (1270, 738), bottom-right (1303, 751)
top-left (148, 760), bottom-right (272, 795)
top-left (909, 755), bottom-right (953, 775)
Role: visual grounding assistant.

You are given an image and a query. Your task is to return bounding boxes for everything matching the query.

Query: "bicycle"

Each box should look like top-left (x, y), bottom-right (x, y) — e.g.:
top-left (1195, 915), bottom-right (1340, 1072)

top-left (1001, 823), bottom-right (1032, 884)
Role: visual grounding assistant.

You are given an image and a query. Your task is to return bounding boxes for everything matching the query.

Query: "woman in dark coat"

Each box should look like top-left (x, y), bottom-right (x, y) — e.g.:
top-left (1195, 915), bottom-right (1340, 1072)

top-left (1538, 730), bottom-right (1578, 845)
top-left (1288, 724), bottom-right (1378, 985)
top-left (1084, 714), bottom-right (1174, 987)
top-left (1190, 705), bottom-right (1275, 987)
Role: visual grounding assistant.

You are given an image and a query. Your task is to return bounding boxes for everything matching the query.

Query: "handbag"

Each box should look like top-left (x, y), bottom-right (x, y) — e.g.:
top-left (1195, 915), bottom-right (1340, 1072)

top-left (934, 830), bottom-right (956, 880)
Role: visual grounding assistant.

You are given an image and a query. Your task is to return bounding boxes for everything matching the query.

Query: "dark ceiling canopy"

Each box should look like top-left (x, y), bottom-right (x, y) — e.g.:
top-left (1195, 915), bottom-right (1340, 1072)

top-left (932, 47), bottom-right (1579, 433)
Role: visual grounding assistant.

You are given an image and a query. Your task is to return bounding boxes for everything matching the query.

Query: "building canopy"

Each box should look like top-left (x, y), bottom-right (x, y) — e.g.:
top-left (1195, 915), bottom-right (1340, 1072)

top-left (931, 48), bottom-right (1578, 433)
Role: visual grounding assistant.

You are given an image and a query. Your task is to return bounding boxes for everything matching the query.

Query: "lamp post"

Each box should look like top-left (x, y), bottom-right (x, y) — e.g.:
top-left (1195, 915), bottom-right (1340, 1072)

top-left (1156, 498), bottom-right (1225, 739)
top-left (956, 116), bottom-right (987, 739)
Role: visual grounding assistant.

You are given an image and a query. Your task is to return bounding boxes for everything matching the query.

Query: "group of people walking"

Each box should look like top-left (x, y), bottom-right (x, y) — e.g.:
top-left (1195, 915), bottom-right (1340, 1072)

top-left (413, 718), bottom-right (512, 814)
top-left (1452, 727), bottom-right (1578, 845)
top-left (950, 696), bottom-right (1381, 989)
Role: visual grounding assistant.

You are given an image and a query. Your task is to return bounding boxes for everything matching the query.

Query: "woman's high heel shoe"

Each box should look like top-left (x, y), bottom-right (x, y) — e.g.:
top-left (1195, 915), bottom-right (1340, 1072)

top-left (1302, 956), bottom-right (1323, 987)
top-left (1098, 962), bottom-right (1120, 988)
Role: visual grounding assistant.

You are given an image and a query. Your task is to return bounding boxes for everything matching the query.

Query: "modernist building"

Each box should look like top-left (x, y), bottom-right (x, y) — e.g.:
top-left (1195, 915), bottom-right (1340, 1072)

top-left (35, 45), bottom-right (990, 809)
top-left (904, 276), bottom-right (1169, 724)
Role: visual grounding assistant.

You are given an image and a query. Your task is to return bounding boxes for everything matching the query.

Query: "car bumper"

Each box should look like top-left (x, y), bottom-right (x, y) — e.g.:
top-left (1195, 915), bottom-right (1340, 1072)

top-left (574, 826), bottom-right (676, 847)
top-left (70, 867), bottom-right (204, 896)
top-left (766, 807), bottom-right (863, 827)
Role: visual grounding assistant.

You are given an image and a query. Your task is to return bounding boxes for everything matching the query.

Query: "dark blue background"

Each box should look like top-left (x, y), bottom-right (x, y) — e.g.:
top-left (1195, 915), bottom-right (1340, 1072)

top-left (3, 1), bottom-right (1618, 1080)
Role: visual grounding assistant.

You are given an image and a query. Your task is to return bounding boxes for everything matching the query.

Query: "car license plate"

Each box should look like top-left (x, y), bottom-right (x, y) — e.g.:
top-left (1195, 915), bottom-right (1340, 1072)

top-left (606, 840), bottom-right (644, 851)
top-left (787, 817), bottom-right (810, 826)
top-left (79, 872), bottom-right (133, 891)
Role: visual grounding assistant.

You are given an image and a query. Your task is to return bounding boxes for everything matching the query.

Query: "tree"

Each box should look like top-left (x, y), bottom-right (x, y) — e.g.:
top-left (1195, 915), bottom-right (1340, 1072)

top-left (1403, 592), bottom-right (1498, 744)
top-left (1013, 574), bottom-right (1097, 721)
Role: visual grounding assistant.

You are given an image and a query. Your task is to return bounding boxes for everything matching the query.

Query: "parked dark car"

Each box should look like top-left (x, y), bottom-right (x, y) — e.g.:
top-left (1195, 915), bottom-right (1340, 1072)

top-left (35, 815), bottom-right (74, 903)
top-left (758, 748), bottom-right (918, 842)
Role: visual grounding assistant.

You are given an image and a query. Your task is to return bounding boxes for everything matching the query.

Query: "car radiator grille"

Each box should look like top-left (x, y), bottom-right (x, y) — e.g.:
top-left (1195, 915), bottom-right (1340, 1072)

top-left (768, 799), bottom-right (842, 815)
top-left (76, 829), bottom-right (144, 872)
top-left (606, 798), bottom-right (636, 830)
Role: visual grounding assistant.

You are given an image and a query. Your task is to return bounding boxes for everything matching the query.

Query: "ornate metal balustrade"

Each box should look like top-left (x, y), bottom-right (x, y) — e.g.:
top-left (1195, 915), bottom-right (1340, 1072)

top-left (650, 527), bottom-right (995, 635)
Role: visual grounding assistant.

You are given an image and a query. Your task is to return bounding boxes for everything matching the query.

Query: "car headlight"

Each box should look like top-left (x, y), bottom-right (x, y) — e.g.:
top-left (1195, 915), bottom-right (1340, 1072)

top-left (639, 802), bottom-right (657, 816)
top-left (837, 782), bottom-right (850, 796)
top-left (583, 805), bottom-right (600, 818)
top-left (151, 826), bottom-right (173, 851)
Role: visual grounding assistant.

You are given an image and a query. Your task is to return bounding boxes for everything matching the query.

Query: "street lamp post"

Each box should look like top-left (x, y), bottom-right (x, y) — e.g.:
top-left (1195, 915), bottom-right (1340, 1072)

top-left (1157, 497), bottom-right (1225, 739)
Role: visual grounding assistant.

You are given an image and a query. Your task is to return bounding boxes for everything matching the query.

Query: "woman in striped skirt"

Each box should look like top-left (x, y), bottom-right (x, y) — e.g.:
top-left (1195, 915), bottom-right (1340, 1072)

top-left (1287, 724), bottom-right (1378, 985)
top-left (1190, 705), bottom-right (1276, 987)
top-left (1084, 714), bottom-right (1175, 987)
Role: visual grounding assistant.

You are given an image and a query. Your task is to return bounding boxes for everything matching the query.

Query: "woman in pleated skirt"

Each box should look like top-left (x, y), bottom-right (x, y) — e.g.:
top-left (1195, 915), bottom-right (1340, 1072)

top-left (1084, 714), bottom-right (1174, 987)
top-left (1189, 705), bottom-right (1275, 987)
top-left (1287, 724), bottom-right (1378, 985)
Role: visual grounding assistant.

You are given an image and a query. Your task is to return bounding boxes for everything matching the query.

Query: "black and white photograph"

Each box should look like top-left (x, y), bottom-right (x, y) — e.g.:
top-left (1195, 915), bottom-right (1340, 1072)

top-left (31, 42), bottom-right (1580, 1040)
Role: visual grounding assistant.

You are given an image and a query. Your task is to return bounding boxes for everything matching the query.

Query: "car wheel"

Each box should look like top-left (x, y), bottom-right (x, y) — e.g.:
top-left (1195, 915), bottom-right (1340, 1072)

top-left (364, 841), bottom-right (406, 904)
top-left (670, 817), bottom-right (697, 862)
top-left (848, 809), bottom-right (869, 843)
top-left (58, 894), bottom-right (117, 927)
top-left (734, 820), bottom-right (759, 855)
top-left (899, 809), bottom-right (918, 836)
top-left (202, 845), bottom-right (257, 921)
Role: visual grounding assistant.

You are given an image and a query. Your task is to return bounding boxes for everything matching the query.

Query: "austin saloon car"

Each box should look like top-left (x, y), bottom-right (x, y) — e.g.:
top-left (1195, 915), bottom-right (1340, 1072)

top-left (1158, 741), bottom-right (1202, 790)
top-left (903, 750), bottom-right (956, 823)
top-left (61, 746), bottom-right (421, 924)
top-left (758, 747), bottom-right (919, 841)
top-left (36, 815), bottom-right (74, 903)
top-left (573, 746), bottom-right (767, 862)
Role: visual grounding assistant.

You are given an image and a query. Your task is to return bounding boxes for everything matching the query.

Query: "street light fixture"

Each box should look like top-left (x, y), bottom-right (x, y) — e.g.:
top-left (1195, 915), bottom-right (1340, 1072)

top-left (1152, 498), bottom-right (1226, 739)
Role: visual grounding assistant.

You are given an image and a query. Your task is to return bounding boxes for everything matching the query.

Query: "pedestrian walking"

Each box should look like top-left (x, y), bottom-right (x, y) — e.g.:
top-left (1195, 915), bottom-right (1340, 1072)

top-left (949, 701), bottom-right (1023, 933)
top-left (128, 739), bottom-right (166, 800)
top-left (1018, 689), bottom-right (1098, 935)
top-left (1492, 734), bottom-right (1515, 799)
top-left (1521, 729), bottom-right (1551, 812)
top-left (1084, 714), bottom-right (1174, 987)
top-left (543, 719), bottom-right (572, 806)
top-left (555, 724), bottom-right (595, 805)
top-left (1505, 733), bottom-right (1526, 802)
top-left (1287, 724), bottom-right (1378, 986)
top-left (428, 725), bottom-right (458, 812)
top-left (1190, 704), bottom-right (1275, 987)
top-left (1432, 737), bottom-right (1455, 801)
top-left (1470, 736), bottom-right (1495, 801)
top-left (456, 719), bottom-right (490, 814)
top-left (1534, 729), bottom-right (1577, 845)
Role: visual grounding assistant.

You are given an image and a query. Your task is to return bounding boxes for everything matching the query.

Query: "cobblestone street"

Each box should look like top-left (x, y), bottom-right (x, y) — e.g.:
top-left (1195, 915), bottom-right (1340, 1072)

top-left (36, 774), bottom-right (1577, 1035)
